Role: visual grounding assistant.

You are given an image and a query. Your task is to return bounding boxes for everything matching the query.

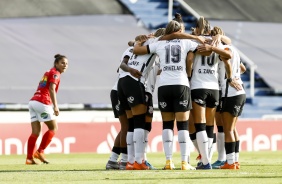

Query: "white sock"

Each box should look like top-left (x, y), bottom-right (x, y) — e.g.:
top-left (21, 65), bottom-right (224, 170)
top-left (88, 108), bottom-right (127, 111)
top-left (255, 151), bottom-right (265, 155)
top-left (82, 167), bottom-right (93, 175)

top-left (162, 129), bottom-right (173, 161)
top-left (208, 137), bottom-right (214, 162)
top-left (134, 128), bottom-right (145, 164)
top-left (143, 130), bottom-right (149, 161)
top-left (126, 132), bottom-right (134, 164)
top-left (196, 131), bottom-right (209, 165)
top-left (217, 132), bottom-right (226, 161)
top-left (120, 153), bottom-right (128, 163)
top-left (109, 152), bottom-right (119, 162)
top-left (235, 152), bottom-right (239, 163)
top-left (178, 130), bottom-right (189, 162)
top-left (226, 152), bottom-right (235, 165)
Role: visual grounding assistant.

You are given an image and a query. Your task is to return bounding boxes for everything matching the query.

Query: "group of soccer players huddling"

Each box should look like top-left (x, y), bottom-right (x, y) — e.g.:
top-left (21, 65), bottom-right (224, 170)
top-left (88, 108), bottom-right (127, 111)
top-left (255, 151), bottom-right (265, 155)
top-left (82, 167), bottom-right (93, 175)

top-left (106, 13), bottom-right (246, 170)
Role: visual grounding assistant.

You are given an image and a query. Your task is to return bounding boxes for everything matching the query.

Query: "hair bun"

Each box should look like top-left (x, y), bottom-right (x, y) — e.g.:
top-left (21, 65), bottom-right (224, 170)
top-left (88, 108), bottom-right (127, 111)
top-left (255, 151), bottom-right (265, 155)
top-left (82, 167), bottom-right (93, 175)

top-left (54, 54), bottom-right (61, 59)
top-left (175, 13), bottom-right (182, 19)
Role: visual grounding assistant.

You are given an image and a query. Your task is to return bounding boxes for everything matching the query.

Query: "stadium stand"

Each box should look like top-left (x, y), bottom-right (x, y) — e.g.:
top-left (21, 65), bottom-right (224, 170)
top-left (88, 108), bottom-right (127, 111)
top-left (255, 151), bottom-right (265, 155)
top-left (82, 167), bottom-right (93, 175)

top-left (0, 0), bottom-right (281, 118)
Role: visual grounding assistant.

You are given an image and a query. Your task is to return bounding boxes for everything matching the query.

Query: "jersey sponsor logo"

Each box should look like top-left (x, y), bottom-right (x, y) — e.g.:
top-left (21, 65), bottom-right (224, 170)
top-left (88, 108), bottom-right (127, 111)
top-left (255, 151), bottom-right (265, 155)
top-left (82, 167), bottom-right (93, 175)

top-left (194, 99), bottom-right (204, 105)
top-left (159, 102), bottom-right (167, 109)
top-left (31, 115), bottom-right (36, 119)
top-left (127, 96), bottom-right (134, 103)
top-left (40, 112), bottom-right (48, 119)
top-left (128, 61), bottom-right (139, 66)
top-left (198, 69), bottom-right (215, 74)
top-left (163, 65), bottom-right (183, 71)
top-left (179, 100), bottom-right (188, 107)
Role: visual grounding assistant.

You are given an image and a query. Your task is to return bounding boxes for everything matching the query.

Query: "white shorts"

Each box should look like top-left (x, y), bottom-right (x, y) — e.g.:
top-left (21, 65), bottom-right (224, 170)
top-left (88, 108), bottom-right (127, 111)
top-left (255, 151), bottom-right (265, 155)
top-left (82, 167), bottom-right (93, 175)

top-left (28, 100), bottom-right (56, 122)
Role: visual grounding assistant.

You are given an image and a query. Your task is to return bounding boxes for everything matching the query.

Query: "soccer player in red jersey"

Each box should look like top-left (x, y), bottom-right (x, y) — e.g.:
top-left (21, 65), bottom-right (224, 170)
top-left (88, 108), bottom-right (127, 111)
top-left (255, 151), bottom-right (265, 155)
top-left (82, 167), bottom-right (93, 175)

top-left (26, 54), bottom-right (68, 165)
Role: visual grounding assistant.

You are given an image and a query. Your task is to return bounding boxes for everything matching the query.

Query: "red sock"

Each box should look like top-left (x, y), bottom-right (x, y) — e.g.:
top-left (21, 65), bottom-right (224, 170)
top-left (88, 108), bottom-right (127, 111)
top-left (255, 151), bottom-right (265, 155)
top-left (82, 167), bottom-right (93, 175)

top-left (38, 130), bottom-right (55, 153)
top-left (27, 134), bottom-right (39, 159)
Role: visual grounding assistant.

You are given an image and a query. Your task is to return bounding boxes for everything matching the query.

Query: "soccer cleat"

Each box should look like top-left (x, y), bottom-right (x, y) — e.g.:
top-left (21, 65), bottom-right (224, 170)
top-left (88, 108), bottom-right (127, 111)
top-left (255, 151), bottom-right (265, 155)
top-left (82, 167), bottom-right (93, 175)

top-left (25, 158), bottom-right (39, 165)
top-left (125, 162), bottom-right (134, 170)
top-left (119, 162), bottom-right (127, 170)
top-left (181, 161), bottom-right (196, 170)
top-left (220, 162), bottom-right (236, 169)
top-left (235, 162), bottom-right (240, 169)
top-left (106, 160), bottom-right (119, 170)
top-left (196, 154), bottom-right (202, 167)
top-left (211, 160), bottom-right (226, 169)
top-left (133, 161), bottom-right (149, 170)
top-left (196, 163), bottom-right (212, 170)
top-left (163, 160), bottom-right (175, 170)
top-left (144, 160), bottom-right (156, 170)
top-left (33, 151), bottom-right (49, 164)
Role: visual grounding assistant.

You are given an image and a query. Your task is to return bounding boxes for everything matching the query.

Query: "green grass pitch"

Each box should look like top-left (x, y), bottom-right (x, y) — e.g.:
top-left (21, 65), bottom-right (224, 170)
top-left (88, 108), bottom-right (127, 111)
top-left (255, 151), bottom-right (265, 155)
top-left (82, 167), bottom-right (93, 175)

top-left (0, 151), bottom-right (281, 184)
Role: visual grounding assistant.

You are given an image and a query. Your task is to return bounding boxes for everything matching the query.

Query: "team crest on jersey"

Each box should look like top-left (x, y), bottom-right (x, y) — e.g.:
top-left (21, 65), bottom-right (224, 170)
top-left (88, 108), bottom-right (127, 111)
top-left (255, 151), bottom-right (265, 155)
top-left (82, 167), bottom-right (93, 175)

top-left (179, 100), bottom-right (188, 107)
top-left (194, 99), bottom-right (204, 105)
top-left (53, 74), bottom-right (58, 79)
top-left (234, 105), bottom-right (241, 113)
top-left (127, 96), bottom-right (134, 103)
top-left (215, 102), bottom-right (219, 106)
top-left (159, 102), bottom-right (167, 109)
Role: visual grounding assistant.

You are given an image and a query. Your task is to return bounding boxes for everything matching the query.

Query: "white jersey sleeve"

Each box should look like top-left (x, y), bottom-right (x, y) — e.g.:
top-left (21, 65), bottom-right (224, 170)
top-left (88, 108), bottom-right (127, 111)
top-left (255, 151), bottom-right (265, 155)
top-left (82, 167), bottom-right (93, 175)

top-left (218, 45), bottom-right (245, 97)
top-left (144, 56), bottom-right (160, 94)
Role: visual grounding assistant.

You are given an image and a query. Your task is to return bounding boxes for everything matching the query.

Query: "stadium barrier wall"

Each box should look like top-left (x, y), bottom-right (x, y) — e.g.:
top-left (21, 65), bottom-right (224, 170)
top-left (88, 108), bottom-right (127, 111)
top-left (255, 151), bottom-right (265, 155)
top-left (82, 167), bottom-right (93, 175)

top-left (0, 111), bottom-right (281, 155)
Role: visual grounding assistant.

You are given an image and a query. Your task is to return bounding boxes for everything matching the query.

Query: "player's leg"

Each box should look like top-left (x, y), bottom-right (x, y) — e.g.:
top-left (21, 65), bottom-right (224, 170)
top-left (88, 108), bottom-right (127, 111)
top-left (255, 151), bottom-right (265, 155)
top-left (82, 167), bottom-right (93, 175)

top-left (106, 89), bottom-right (122, 170)
top-left (211, 111), bottom-right (226, 169)
top-left (26, 101), bottom-right (41, 165)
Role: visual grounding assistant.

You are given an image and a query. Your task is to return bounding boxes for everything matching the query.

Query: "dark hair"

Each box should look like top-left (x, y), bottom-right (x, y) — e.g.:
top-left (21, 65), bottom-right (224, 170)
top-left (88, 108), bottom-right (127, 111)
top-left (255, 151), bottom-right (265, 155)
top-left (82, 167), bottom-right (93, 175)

top-left (54, 54), bottom-right (66, 66)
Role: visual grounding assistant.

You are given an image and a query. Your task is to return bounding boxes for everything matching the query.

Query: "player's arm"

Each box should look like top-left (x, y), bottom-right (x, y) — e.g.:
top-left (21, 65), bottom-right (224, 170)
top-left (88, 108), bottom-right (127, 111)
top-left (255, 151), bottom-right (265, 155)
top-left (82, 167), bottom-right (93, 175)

top-left (211, 34), bottom-right (232, 46)
top-left (240, 62), bottom-right (246, 74)
top-left (119, 56), bottom-right (142, 78)
top-left (198, 44), bottom-right (232, 59)
top-left (49, 83), bottom-right (59, 116)
top-left (159, 32), bottom-right (205, 43)
top-left (186, 51), bottom-right (194, 78)
top-left (221, 58), bottom-right (242, 91)
top-left (133, 35), bottom-right (150, 55)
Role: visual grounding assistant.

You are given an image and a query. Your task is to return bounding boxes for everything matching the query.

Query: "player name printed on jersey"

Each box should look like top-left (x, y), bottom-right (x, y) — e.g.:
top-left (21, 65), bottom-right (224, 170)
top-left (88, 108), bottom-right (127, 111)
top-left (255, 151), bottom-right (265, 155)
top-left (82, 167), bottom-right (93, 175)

top-left (163, 65), bottom-right (183, 71)
top-left (198, 68), bottom-right (215, 74)
top-left (0, 112), bottom-right (281, 154)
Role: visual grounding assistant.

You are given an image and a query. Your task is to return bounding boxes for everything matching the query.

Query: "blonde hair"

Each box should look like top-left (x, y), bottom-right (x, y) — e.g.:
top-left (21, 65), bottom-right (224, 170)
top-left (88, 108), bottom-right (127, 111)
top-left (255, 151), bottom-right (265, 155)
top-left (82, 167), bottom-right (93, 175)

top-left (154, 28), bottom-right (166, 37)
top-left (211, 26), bottom-right (225, 36)
top-left (196, 16), bottom-right (211, 35)
top-left (165, 20), bottom-right (182, 35)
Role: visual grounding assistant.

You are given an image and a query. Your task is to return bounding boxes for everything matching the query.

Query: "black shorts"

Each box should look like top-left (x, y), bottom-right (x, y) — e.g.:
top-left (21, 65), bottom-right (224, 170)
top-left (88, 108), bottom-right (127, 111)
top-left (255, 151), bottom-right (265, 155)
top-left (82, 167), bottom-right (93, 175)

top-left (158, 85), bottom-right (192, 112)
top-left (221, 94), bottom-right (246, 117)
top-left (146, 92), bottom-right (153, 117)
top-left (191, 88), bottom-right (219, 108)
top-left (110, 89), bottom-right (125, 118)
top-left (117, 76), bottom-right (146, 111)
